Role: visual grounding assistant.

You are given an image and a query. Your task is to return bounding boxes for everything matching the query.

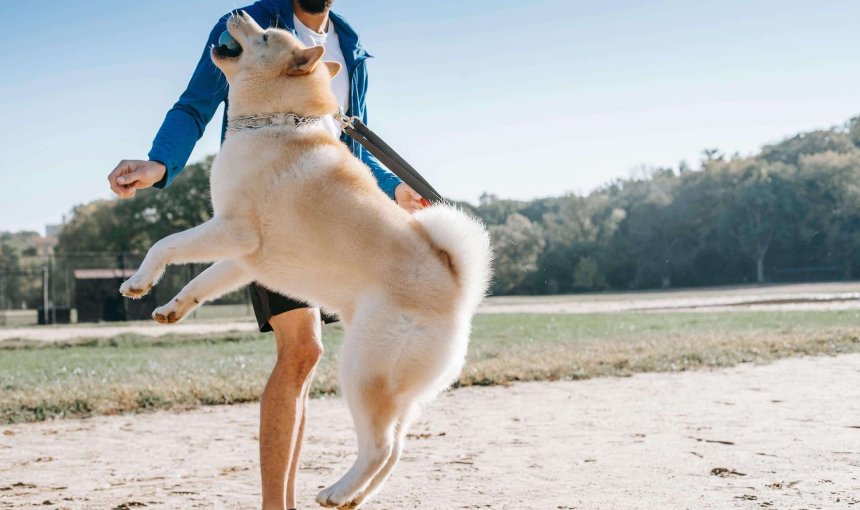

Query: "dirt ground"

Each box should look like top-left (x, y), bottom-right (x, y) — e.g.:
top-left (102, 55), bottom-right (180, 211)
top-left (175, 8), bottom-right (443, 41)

top-left (0, 322), bottom-right (257, 343)
top-left (2, 354), bottom-right (858, 510)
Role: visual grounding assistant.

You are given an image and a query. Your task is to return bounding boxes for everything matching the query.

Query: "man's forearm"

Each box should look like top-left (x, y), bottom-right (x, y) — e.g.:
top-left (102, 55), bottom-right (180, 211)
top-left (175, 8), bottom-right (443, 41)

top-left (148, 104), bottom-right (217, 188)
top-left (147, 19), bottom-right (230, 188)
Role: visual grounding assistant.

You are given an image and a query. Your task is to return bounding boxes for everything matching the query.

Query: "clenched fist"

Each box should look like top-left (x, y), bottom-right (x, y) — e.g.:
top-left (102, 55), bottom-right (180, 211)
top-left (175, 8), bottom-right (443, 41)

top-left (107, 160), bottom-right (166, 198)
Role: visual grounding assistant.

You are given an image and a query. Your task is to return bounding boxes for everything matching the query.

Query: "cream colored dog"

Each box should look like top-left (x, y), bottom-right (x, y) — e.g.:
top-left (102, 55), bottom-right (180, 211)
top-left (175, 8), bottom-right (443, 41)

top-left (120, 11), bottom-right (491, 509)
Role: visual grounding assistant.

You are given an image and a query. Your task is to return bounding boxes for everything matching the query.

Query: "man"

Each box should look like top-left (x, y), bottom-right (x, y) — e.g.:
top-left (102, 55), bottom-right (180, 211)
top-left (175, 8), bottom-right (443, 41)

top-left (106, 1), bottom-right (422, 508)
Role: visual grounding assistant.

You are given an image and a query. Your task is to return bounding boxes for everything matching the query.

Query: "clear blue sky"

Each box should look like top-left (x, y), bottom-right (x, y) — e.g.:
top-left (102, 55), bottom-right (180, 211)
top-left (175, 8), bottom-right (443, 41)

top-left (2, 0), bottom-right (860, 233)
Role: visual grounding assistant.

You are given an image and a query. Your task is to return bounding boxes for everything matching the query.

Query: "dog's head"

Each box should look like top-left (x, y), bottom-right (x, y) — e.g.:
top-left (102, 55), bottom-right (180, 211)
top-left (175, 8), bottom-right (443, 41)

top-left (211, 11), bottom-right (341, 117)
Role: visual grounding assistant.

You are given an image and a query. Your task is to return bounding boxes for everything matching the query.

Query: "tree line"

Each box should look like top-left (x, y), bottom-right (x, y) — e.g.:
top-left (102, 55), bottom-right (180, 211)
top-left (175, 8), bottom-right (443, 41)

top-left (3, 115), bottom-right (860, 307)
top-left (471, 116), bottom-right (860, 294)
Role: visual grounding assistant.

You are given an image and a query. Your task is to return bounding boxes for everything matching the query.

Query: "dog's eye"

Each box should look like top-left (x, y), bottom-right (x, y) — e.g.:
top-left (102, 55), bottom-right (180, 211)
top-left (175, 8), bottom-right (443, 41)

top-left (262, 34), bottom-right (268, 43)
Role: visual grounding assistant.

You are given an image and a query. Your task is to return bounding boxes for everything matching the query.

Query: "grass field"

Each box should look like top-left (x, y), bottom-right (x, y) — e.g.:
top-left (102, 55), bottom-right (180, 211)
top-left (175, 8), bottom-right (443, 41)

top-left (2, 310), bottom-right (860, 424)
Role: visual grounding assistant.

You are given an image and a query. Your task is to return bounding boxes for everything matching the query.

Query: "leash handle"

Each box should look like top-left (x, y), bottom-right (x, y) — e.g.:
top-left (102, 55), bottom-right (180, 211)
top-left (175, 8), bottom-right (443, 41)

top-left (337, 114), bottom-right (444, 204)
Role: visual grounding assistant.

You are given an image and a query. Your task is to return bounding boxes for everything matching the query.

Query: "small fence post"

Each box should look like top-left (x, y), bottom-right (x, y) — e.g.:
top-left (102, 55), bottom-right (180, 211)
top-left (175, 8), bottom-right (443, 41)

top-left (48, 254), bottom-right (55, 324)
top-left (0, 270), bottom-right (5, 326)
top-left (42, 265), bottom-right (50, 325)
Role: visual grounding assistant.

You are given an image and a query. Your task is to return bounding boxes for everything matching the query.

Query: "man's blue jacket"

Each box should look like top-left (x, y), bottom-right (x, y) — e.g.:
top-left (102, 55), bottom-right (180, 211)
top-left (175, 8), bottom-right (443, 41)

top-left (147, 0), bottom-right (403, 198)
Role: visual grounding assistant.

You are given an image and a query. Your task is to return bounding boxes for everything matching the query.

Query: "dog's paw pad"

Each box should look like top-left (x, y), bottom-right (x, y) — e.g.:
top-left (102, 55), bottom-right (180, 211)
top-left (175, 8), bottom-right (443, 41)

top-left (119, 279), bottom-right (151, 299)
top-left (152, 308), bottom-right (180, 324)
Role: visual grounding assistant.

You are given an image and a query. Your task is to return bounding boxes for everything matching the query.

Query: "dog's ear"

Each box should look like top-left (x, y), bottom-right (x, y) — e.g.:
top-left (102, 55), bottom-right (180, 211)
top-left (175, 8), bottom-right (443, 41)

top-left (324, 61), bottom-right (342, 79)
top-left (285, 46), bottom-right (325, 76)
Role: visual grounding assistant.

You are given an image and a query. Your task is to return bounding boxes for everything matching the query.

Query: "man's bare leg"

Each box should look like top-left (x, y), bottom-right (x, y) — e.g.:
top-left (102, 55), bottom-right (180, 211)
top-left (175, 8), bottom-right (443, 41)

top-left (260, 308), bottom-right (323, 510)
top-left (285, 375), bottom-right (315, 506)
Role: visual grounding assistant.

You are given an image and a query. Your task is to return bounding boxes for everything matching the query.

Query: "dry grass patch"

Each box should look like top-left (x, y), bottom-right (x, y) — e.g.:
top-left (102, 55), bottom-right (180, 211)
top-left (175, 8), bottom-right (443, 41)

top-left (2, 311), bottom-right (859, 423)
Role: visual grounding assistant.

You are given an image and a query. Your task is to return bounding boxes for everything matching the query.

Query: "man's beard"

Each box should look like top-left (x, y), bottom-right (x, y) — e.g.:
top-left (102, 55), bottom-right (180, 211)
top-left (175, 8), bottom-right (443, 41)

top-left (296, 0), bottom-right (333, 14)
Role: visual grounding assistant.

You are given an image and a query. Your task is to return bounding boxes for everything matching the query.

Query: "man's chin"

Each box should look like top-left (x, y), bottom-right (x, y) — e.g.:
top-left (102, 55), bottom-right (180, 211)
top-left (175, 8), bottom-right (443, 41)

top-left (296, 0), bottom-right (333, 14)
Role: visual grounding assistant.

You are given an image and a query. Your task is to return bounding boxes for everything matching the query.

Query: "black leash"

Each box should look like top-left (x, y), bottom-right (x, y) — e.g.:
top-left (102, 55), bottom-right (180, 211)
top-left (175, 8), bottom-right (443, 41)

top-left (337, 114), bottom-right (444, 204)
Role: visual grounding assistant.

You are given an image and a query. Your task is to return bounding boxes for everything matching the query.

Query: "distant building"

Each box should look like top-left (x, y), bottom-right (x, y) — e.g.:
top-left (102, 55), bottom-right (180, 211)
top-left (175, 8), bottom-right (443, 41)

top-left (41, 222), bottom-right (63, 256)
top-left (74, 269), bottom-right (157, 322)
top-left (45, 223), bottom-right (62, 238)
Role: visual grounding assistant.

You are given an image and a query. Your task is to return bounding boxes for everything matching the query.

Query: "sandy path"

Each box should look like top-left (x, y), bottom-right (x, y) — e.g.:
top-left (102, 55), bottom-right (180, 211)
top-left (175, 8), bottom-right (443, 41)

top-left (480, 282), bottom-right (860, 314)
top-left (2, 355), bottom-right (859, 510)
top-left (0, 322), bottom-right (257, 343)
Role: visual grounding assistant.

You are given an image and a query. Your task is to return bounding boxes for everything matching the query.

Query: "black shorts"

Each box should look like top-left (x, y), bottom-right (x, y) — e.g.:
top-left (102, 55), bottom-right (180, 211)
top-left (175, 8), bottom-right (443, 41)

top-left (249, 283), bottom-right (339, 332)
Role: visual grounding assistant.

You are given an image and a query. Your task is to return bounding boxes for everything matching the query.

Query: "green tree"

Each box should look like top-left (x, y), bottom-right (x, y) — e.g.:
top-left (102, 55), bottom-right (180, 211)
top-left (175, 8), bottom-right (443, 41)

top-left (57, 157), bottom-right (213, 255)
top-left (797, 150), bottom-right (860, 278)
top-left (760, 130), bottom-right (856, 166)
top-left (572, 256), bottom-right (606, 291)
top-left (0, 243), bottom-right (23, 309)
top-left (489, 213), bottom-right (546, 294)
top-left (718, 159), bottom-right (798, 283)
top-left (475, 193), bottom-right (527, 226)
top-left (846, 116), bottom-right (860, 148)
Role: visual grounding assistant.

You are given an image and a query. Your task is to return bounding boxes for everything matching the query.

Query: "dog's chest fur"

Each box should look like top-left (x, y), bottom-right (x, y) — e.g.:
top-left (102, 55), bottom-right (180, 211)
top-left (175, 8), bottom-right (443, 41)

top-left (209, 127), bottom-right (349, 217)
top-left (204, 124), bottom-right (397, 312)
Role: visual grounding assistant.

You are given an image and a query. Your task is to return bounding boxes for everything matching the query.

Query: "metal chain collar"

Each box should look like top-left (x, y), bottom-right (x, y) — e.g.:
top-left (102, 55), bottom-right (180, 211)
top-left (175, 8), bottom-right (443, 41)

top-left (226, 112), bottom-right (325, 131)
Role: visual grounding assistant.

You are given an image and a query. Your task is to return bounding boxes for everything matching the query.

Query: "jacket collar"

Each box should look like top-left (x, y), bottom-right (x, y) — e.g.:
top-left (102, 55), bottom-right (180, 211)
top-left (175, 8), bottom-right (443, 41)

top-left (265, 0), bottom-right (372, 67)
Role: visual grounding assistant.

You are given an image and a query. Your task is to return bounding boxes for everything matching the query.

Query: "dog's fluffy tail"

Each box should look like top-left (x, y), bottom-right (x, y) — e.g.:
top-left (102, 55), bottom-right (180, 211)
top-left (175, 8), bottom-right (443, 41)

top-left (413, 204), bottom-right (493, 311)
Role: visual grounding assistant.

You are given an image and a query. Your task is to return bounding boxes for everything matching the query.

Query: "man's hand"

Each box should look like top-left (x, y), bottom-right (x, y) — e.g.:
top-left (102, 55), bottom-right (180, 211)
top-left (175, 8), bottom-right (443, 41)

top-left (394, 183), bottom-right (425, 213)
top-left (107, 160), bottom-right (166, 198)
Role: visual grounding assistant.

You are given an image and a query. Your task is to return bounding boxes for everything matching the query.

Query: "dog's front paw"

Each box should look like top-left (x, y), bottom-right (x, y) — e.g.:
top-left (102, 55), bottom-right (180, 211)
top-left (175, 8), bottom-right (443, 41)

top-left (119, 275), bottom-right (153, 299)
top-left (152, 302), bottom-right (183, 324)
top-left (316, 484), bottom-right (360, 508)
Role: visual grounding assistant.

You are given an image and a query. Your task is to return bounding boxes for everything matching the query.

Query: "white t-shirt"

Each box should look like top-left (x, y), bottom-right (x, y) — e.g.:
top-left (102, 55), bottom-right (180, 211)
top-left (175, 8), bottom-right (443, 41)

top-left (293, 14), bottom-right (349, 138)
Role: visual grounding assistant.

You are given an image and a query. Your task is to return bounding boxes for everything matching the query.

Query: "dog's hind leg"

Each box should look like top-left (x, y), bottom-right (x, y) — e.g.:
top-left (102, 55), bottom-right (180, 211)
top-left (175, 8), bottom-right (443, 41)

top-left (120, 217), bottom-right (258, 299)
top-left (316, 379), bottom-right (406, 508)
top-left (346, 405), bottom-right (417, 508)
top-left (151, 259), bottom-right (251, 324)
